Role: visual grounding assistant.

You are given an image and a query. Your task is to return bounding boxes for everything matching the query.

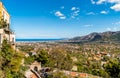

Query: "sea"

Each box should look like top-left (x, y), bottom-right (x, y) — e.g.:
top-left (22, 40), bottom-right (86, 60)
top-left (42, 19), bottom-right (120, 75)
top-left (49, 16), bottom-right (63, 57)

top-left (16, 38), bottom-right (65, 42)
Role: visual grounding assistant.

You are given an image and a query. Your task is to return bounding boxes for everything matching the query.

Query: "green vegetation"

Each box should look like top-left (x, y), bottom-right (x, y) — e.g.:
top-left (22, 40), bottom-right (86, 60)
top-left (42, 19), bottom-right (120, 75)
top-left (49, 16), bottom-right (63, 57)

top-left (0, 40), bottom-right (24, 78)
top-left (68, 43), bottom-right (120, 78)
top-left (24, 48), bottom-right (73, 70)
top-left (18, 42), bottom-right (120, 78)
top-left (35, 50), bottom-right (49, 65)
top-left (0, 18), bottom-right (8, 28)
top-left (24, 49), bottom-right (49, 66)
top-left (104, 58), bottom-right (120, 77)
top-left (48, 70), bottom-right (68, 78)
top-left (47, 48), bottom-right (73, 70)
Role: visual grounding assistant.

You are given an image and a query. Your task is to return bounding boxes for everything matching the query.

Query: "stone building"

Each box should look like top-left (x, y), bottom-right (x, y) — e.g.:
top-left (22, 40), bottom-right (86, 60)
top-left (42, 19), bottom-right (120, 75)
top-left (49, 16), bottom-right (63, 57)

top-left (25, 61), bottom-right (41, 78)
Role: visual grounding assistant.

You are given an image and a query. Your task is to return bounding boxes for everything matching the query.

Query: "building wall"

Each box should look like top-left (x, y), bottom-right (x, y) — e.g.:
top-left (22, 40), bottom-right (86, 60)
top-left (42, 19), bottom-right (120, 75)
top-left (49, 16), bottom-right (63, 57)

top-left (10, 33), bottom-right (15, 43)
top-left (0, 29), bottom-right (4, 45)
top-left (0, 29), bottom-right (15, 47)
top-left (0, 2), bottom-right (15, 48)
top-left (10, 33), bottom-right (16, 49)
top-left (0, 2), bottom-right (15, 49)
top-left (30, 61), bottom-right (41, 72)
top-left (4, 33), bottom-right (9, 41)
top-left (0, 2), bottom-right (10, 23)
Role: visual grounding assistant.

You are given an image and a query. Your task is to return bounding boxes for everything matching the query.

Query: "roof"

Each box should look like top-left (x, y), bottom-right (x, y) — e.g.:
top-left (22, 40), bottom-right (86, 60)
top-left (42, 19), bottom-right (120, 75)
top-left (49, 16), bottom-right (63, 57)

top-left (32, 61), bottom-right (40, 65)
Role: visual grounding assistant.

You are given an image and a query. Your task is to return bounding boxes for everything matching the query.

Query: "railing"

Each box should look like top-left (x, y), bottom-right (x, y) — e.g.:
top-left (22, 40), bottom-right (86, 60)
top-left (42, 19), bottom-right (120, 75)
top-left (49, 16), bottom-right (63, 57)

top-left (31, 69), bottom-right (41, 78)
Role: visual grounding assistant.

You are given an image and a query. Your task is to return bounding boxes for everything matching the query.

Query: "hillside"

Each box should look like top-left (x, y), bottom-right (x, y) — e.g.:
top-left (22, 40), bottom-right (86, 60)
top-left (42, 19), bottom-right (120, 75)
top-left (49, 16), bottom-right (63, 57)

top-left (69, 31), bottom-right (120, 43)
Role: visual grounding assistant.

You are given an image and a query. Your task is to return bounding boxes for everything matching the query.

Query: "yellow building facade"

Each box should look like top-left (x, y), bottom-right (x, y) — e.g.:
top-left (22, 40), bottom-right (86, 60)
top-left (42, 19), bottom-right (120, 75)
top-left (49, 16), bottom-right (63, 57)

top-left (0, 2), bottom-right (10, 23)
top-left (0, 1), bottom-right (15, 48)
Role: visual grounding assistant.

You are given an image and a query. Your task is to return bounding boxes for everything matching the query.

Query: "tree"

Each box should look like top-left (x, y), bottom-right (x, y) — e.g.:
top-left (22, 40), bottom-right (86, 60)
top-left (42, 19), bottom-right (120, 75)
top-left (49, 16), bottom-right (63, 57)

top-left (0, 40), bottom-right (24, 78)
top-left (92, 69), bottom-right (109, 78)
top-left (35, 49), bottom-right (49, 65)
top-left (104, 58), bottom-right (120, 77)
top-left (60, 54), bottom-right (73, 70)
top-left (48, 48), bottom-right (73, 70)
top-left (24, 56), bottom-right (35, 65)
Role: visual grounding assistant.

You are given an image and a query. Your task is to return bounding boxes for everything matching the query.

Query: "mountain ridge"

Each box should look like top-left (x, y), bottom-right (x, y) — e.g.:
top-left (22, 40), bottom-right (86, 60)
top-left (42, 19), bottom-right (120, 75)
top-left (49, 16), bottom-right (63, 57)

top-left (69, 31), bottom-right (120, 43)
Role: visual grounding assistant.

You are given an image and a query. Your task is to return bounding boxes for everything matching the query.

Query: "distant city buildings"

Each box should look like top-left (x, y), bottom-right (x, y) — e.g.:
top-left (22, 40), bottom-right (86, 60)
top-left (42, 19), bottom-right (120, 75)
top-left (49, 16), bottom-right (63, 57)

top-left (0, 1), bottom-right (15, 48)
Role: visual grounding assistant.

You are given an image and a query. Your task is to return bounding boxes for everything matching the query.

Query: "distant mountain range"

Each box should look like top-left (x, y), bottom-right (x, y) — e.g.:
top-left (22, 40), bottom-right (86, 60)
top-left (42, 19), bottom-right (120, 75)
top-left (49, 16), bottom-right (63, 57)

top-left (69, 31), bottom-right (120, 43)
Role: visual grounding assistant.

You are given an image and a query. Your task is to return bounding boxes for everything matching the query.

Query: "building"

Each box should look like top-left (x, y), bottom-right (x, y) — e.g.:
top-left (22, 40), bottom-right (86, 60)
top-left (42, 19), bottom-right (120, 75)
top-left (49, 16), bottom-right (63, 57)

top-left (0, 1), bottom-right (10, 23)
top-left (0, 1), bottom-right (15, 48)
top-left (25, 61), bottom-right (41, 78)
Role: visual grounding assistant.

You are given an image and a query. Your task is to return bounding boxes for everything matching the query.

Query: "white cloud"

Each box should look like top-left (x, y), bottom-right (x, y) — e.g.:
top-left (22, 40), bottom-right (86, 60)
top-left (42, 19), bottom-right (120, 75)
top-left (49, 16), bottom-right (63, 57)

top-left (60, 16), bottom-right (66, 19)
top-left (107, 27), bottom-right (118, 31)
top-left (110, 3), bottom-right (120, 11)
top-left (71, 7), bottom-right (76, 11)
top-left (96, 0), bottom-right (106, 4)
top-left (96, 0), bottom-right (120, 11)
top-left (84, 24), bottom-right (93, 27)
top-left (108, 0), bottom-right (120, 3)
top-left (55, 11), bottom-right (66, 19)
top-left (95, 0), bottom-right (120, 4)
top-left (74, 10), bottom-right (80, 14)
top-left (71, 7), bottom-right (80, 18)
top-left (107, 27), bottom-right (112, 31)
top-left (86, 12), bottom-right (95, 15)
top-left (100, 11), bottom-right (108, 14)
top-left (106, 20), bottom-right (120, 31)
top-left (108, 0), bottom-right (120, 11)
top-left (91, 0), bottom-right (95, 4)
top-left (113, 21), bottom-right (120, 25)
top-left (55, 11), bottom-right (64, 17)
top-left (72, 10), bottom-right (80, 17)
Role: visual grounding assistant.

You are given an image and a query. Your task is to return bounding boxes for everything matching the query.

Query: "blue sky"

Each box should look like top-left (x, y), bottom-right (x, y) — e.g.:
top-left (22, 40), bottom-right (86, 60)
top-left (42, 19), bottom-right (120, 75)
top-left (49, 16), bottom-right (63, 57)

top-left (2, 0), bottom-right (120, 38)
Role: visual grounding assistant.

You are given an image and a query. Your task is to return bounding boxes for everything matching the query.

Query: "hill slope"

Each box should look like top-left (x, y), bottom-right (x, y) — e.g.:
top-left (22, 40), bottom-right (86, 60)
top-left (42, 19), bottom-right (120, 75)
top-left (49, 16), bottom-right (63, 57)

top-left (69, 31), bottom-right (120, 43)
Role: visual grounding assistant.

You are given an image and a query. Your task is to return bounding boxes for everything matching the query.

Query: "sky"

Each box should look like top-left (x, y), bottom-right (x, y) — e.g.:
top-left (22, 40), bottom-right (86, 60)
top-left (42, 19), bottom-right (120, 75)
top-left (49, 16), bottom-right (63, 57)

top-left (2, 0), bottom-right (120, 38)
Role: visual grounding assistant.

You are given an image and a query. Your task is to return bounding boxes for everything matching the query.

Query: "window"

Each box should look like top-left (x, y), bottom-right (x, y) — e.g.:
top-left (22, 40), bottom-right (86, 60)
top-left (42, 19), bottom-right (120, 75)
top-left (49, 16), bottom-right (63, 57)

top-left (34, 66), bottom-right (38, 72)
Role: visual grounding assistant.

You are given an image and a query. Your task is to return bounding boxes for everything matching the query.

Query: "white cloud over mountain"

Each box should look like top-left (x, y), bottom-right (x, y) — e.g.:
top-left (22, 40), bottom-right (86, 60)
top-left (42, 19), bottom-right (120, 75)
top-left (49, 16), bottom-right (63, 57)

top-left (107, 21), bottom-right (120, 31)
top-left (107, 27), bottom-right (117, 31)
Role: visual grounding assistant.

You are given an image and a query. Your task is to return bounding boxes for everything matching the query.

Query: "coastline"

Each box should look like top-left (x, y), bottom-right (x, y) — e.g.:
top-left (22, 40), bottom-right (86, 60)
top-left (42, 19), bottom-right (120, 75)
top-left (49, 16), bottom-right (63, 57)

top-left (16, 38), bottom-right (65, 42)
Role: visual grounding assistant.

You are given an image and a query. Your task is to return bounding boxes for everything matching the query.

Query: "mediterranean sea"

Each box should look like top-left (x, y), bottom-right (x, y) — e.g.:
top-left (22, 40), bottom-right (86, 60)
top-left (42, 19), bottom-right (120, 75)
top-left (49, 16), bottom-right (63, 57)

top-left (16, 38), bottom-right (64, 42)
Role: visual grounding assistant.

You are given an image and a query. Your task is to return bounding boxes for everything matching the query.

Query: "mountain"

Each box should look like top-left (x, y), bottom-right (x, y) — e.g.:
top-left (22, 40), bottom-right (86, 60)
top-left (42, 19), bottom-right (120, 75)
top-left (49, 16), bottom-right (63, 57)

top-left (69, 31), bottom-right (120, 43)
